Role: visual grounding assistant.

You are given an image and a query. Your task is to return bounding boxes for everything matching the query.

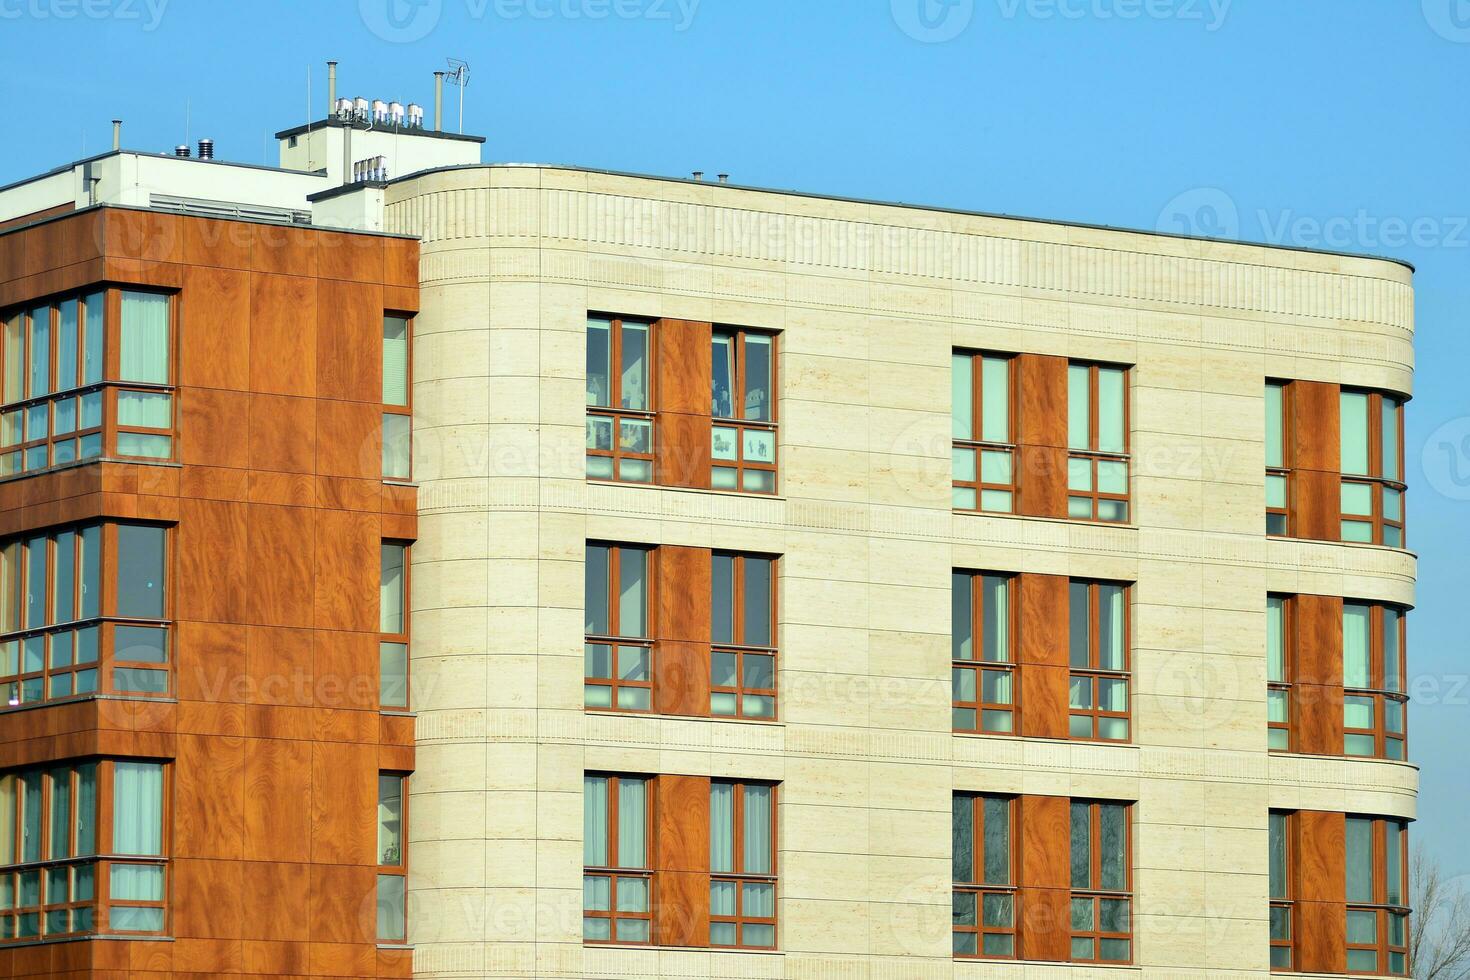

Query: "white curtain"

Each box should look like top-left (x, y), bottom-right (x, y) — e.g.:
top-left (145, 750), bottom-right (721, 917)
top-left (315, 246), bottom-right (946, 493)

top-left (980, 356), bottom-right (1008, 443)
top-left (983, 576), bottom-right (1008, 663)
top-left (1266, 597), bottom-right (1284, 682)
top-left (382, 316), bottom-right (409, 407)
top-left (1067, 364), bottom-right (1090, 450)
top-left (1098, 368), bottom-right (1125, 454)
top-left (1100, 586), bottom-right (1125, 671)
top-left (1343, 605), bottom-right (1371, 688)
top-left (617, 550), bottom-right (646, 639)
top-left (380, 545), bottom-right (405, 634)
top-left (110, 864), bottom-right (163, 901)
top-left (112, 762), bottom-right (163, 855)
top-left (710, 783), bottom-right (734, 873)
top-left (583, 776), bottom-right (608, 866)
top-left (119, 292), bottom-right (168, 384)
top-left (617, 779), bottom-right (645, 868)
top-left (742, 785), bottom-right (772, 875)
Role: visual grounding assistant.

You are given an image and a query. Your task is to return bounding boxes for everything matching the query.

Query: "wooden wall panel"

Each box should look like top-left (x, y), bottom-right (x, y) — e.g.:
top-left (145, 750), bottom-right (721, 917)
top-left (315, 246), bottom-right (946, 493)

top-left (181, 265), bottom-right (251, 390)
top-left (1017, 573), bottom-right (1068, 667)
top-left (1295, 594), bottom-right (1343, 688)
top-left (1295, 683), bottom-right (1344, 757)
top-left (654, 774), bottom-right (711, 948)
top-left (316, 279), bottom-right (382, 404)
top-left (1015, 354), bottom-right (1068, 448)
top-left (248, 393), bottom-right (318, 475)
top-left (248, 273), bottom-right (317, 397)
top-left (1296, 809), bottom-right (1348, 975)
top-left (1292, 381), bottom-right (1340, 472)
top-left (1016, 444), bottom-right (1067, 519)
top-left (1292, 469), bottom-right (1340, 542)
top-left (655, 641), bottom-right (710, 718)
top-left (656, 547), bottom-right (712, 642)
top-left (655, 409), bottom-right (712, 490)
top-left (1018, 795), bottom-right (1071, 890)
top-left (1018, 886), bottom-right (1070, 963)
top-left (655, 320), bottom-right (713, 416)
top-left (1019, 665), bottom-right (1068, 740)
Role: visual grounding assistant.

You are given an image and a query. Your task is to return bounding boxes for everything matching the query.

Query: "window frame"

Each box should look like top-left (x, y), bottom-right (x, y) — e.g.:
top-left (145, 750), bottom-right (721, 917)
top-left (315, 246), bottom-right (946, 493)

top-left (1342, 602), bottom-right (1408, 762)
top-left (709, 780), bottom-right (778, 950)
top-left (381, 312), bottom-right (413, 482)
top-left (1345, 816), bottom-right (1410, 976)
top-left (1266, 380), bottom-right (1292, 536)
top-left (951, 350), bottom-right (1016, 514)
top-left (710, 552), bottom-right (777, 721)
top-left (711, 328), bottom-right (778, 495)
top-left (952, 793), bottom-right (1017, 960)
top-left (379, 541), bottom-right (410, 711)
top-left (1339, 388), bottom-right (1406, 548)
top-left (1267, 594), bottom-right (1293, 753)
top-left (1066, 362), bottom-right (1131, 524)
top-left (951, 572), bottom-right (1017, 736)
top-left (1067, 580), bottom-right (1131, 743)
top-left (376, 772), bottom-right (408, 943)
top-left (1069, 800), bottom-right (1133, 964)
top-left (583, 773), bottom-right (654, 946)
top-left (583, 544), bottom-right (654, 714)
top-left (586, 315), bottom-right (656, 485)
top-left (1269, 810), bottom-right (1295, 972)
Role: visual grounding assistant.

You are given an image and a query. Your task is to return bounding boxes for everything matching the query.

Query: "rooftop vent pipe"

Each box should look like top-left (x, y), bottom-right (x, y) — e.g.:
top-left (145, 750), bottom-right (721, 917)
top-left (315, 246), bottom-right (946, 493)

top-left (174, 144), bottom-right (190, 157)
top-left (717, 174), bottom-right (729, 184)
top-left (197, 138), bottom-right (214, 160)
top-left (434, 71), bottom-right (445, 130)
top-left (112, 120), bottom-right (121, 151)
top-left (327, 61), bottom-right (338, 117)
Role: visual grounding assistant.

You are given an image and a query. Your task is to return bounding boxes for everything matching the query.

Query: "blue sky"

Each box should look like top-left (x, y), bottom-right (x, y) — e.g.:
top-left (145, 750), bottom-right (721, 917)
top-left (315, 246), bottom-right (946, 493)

top-left (2, 0), bottom-right (1467, 870)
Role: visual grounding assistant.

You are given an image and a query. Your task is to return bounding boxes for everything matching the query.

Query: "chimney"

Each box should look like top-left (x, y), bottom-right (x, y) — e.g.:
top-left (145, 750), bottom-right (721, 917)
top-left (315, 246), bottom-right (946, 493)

top-left (197, 138), bottom-right (214, 160)
top-left (327, 61), bottom-right (338, 117)
top-left (342, 124), bottom-right (352, 185)
top-left (174, 144), bottom-right (190, 158)
top-left (717, 174), bottom-right (729, 184)
top-left (691, 171), bottom-right (704, 181)
top-left (112, 119), bottom-right (121, 150)
top-left (434, 71), bottom-right (445, 130)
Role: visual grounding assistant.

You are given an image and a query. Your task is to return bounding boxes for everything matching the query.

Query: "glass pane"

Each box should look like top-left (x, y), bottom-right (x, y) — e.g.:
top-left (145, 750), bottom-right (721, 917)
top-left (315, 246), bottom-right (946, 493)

top-left (110, 905), bottom-right (164, 933)
top-left (1345, 818), bottom-right (1374, 903)
top-left (28, 306), bottom-right (50, 398)
top-left (744, 654), bottom-right (774, 691)
top-left (742, 784), bottom-right (772, 874)
top-left (1068, 363), bottom-right (1090, 450)
top-left (619, 321), bottom-right (649, 411)
top-left (1346, 908), bottom-right (1377, 944)
top-left (979, 450), bottom-right (1012, 485)
top-left (709, 554), bottom-right (735, 645)
top-left (1099, 677), bottom-right (1127, 712)
top-left (1068, 455), bottom-right (1093, 492)
top-left (980, 356), bottom-right (1009, 443)
top-left (619, 418), bottom-right (651, 455)
top-left (1385, 821), bottom-right (1403, 905)
top-left (48, 769), bottom-right (70, 860)
top-left (54, 531), bottom-right (74, 624)
top-left (980, 575), bottom-right (1007, 663)
top-left (1267, 689), bottom-right (1289, 724)
top-left (0, 411), bottom-right (17, 447)
top-left (1070, 803), bottom-right (1091, 889)
top-left (983, 892), bottom-right (1013, 927)
top-left (1382, 398), bottom-right (1400, 481)
top-left (114, 626), bottom-right (167, 663)
top-left (744, 334), bottom-right (772, 421)
top-left (584, 545), bottom-right (609, 635)
top-left (618, 459), bottom-right (652, 484)
top-left (951, 354), bottom-right (973, 440)
top-left (981, 670), bottom-right (1011, 706)
top-left (380, 543), bottom-right (405, 635)
top-left (952, 574), bottom-right (973, 662)
top-left (1384, 487), bottom-right (1402, 522)
top-left (1099, 804), bottom-right (1127, 891)
top-left (743, 429), bottom-right (775, 465)
top-left (742, 694), bottom-right (775, 718)
top-left (743, 469), bottom-right (774, 493)
top-left (82, 292), bottom-right (103, 386)
top-left (711, 651), bottom-right (738, 688)
top-left (1097, 368), bottom-right (1125, 453)
top-left (1385, 698), bottom-right (1405, 734)
top-left (981, 709), bottom-right (1012, 733)
top-left (980, 489), bottom-right (1013, 512)
top-left (117, 391), bottom-right (171, 429)
top-left (1069, 582), bottom-right (1089, 667)
top-left (711, 426), bottom-right (738, 462)
top-left (952, 706), bottom-right (976, 730)
top-left (1097, 459), bottom-right (1127, 495)
top-left (585, 644), bottom-right (613, 680)
top-left (952, 796), bottom-right (973, 882)
top-left (617, 875), bottom-right (648, 912)
top-left (1098, 585), bottom-right (1124, 670)
top-left (617, 646), bottom-right (649, 683)
top-left (382, 316), bottom-right (409, 406)
top-left (1069, 676), bottom-right (1092, 709)
top-left (119, 292), bottom-right (169, 384)
top-left (1345, 732), bottom-right (1376, 756)
top-left (1347, 948), bottom-right (1379, 972)
top-left (112, 763), bottom-right (163, 855)
top-left (1099, 938), bottom-right (1130, 962)
top-left (1069, 495), bottom-right (1094, 519)
top-left (1341, 481), bottom-right (1373, 517)
top-left (1265, 384), bottom-right (1284, 468)
top-left (1266, 473), bottom-right (1287, 510)
top-left (617, 549), bottom-right (647, 638)
top-left (953, 930), bottom-right (977, 955)
top-left (1072, 936), bottom-right (1094, 960)
top-left (115, 432), bottom-right (171, 460)
top-left (1383, 608), bottom-right (1403, 692)
top-left (1344, 695), bottom-right (1375, 730)
top-left (712, 333), bottom-right (735, 418)
top-left (1098, 498), bottom-right (1128, 522)
top-left (743, 880), bottom-right (774, 916)
top-left (380, 642), bottom-right (408, 708)
top-left (1099, 897), bottom-right (1130, 933)
top-left (377, 774), bottom-right (402, 865)
top-left (382, 413), bottom-right (411, 478)
top-left (586, 416), bottom-right (613, 451)
top-left (1343, 604), bottom-right (1370, 688)
top-left (23, 536), bottom-right (45, 629)
top-left (1341, 519), bottom-right (1374, 543)
top-left (583, 776), bottom-right (608, 866)
top-left (586, 318), bottom-right (611, 406)
top-left (1270, 905), bottom-right (1291, 940)
top-left (953, 486), bottom-right (976, 509)
top-left (585, 684), bottom-right (612, 708)
top-left (1266, 596), bottom-right (1285, 682)
top-left (376, 874), bottom-right (405, 941)
top-left (709, 920), bottom-right (736, 945)
top-left (1071, 896), bottom-right (1093, 930)
top-left (1340, 391), bottom-right (1370, 476)
top-left (1269, 812), bottom-right (1287, 898)
top-left (952, 447), bottom-right (976, 484)
top-left (982, 796), bottom-right (1009, 884)
top-left (744, 557), bottom-right (772, 646)
top-left (616, 778), bottom-right (646, 867)
top-left (583, 915), bottom-right (610, 940)
top-left (952, 890), bottom-right (976, 925)
top-left (57, 299), bottom-right (78, 392)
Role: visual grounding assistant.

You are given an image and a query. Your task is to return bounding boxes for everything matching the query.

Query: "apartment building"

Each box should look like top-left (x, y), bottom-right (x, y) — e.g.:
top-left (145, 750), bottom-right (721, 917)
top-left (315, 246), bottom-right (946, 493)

top-left (0, 65), bottom-right (1416, 980)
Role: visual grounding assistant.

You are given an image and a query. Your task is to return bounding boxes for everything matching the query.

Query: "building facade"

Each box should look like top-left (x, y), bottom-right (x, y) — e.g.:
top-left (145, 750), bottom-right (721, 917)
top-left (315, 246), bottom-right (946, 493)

top-left (0, 76), bottom-right (1417, 979)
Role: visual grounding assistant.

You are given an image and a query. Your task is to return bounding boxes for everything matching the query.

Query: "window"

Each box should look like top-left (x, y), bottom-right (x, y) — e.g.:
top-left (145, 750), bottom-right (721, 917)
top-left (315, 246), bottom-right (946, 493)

top-left (1343, 603), bottom-right (1408, 760)
top-left (380, 543), bottom-right (409, 710)
top-left (711, 329), bottom-right (777, 494)
top-left (1, 289), bottom-right (174, 476)
top-left (376, 773), bottom-right (407, 942)
top-left (583, 774), bottom-right (651, 944)
top-left (0, 759), bottom-right (166, 941)
top-left (710, 781), bottom-right (776, 949)
top-left (382, 314), bottom-right (412, 480)
top-left (1066, 362), bottom-right (1129, 522)
top-left (1267, 596), bottom-right (1291, 751)
top-left (584, 545), bottom-right (651, 712)
top-left (1340, 390), bottom-right (1405, 546)
top-left (952, 794), bottom-right (1015, 958)
top-left (1070, 801), bottom-right (1131, 963)
top-left (1345, 816), bottom-right (1409, 976)
top-left (1068, 581), bottom-right (1129, 741)
top-left (711, 553), bottom-right (775, 718)
top-left (1266, 382), bottom-right (1289, 535)
top-left (1269, 810), bottom-right (1294, 970)
top-left (586, 315), bottom-right (653, 484)
top-left (952, 352), bottom-right (1014, 513)
top-left (0, 523), bottom-right (169, 707)
top-left (952, 573), bottom-right (1014, 735)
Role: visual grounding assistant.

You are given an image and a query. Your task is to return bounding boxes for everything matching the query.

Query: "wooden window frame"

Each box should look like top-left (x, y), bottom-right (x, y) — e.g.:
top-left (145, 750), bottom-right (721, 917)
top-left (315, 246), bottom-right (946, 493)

top-left (951, 351), bottom-right (1016, 515)
top-left (1266, 380), bottom-right (1292, 537)
top-left (711, 328), bottom-right (778, 495)
top-left (1269, 810), bottom-right (1295, 972)
top-left (0, 758), bottom-right (170, 943)
top-left (951, 572), bottom-right (1017, 736)
top-left (381, 312), bottom-right (413, 483)
top-left (376, 772), bottom-right (408, 943)
top-left (1267, 594), bottom-right (1294, 753)
top-left (584, 544), bottom-right (654, 714)
top-left (379, 541), bottom-right (411, 711)
top-left (710, 781), bottom-right (778, 950)
top-left (1067, 363), bottom-right (1131, 524)
top-left (0, 523), bottom-right (172, 710)
top-left (1069, 800), bottom-right (1133, 964)
top-left (1340, 389), bottom-right (1406, 548)
top-left (1343, 603), bottom-right (1408, 762)
top-left (710, 552), bottom-right (777, 721)
top-left (1346, 816), bottom-right (1410, 976)
top-left (583, 773), bottom-right (654, 946)
top-left (586, 315), bottom-right (656, 485)
top-left (0, 288), bottom-right (177, 479)
top-left (1068, 581), bottom-right (1131, 743)
top-left (952, 794), bottom-right (1017, 960)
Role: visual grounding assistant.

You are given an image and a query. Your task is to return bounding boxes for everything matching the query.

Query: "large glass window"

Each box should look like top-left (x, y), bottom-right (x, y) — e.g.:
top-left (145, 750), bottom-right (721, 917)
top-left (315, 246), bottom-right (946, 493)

top-left (952, 351), bottom-right (1014, 513)
top-left (0, 523), bottom-right (169, 706)
top-left (710, 781), bottom-right (776, 949)
top-left (583, 774), bottom-right (651, 944)
top-left (1067, 362), bottom-right (1130, 522)
top-left (380, 543), bottom-right (409, 709)
top-left (952, 573), bottom-right (1014, 735)
top-left (711, 329), bottom-right (777, 494)
top-left (376, 773), bottom-right (407, 942)
top-left (382, 314), bottom-right (412, 480)
top-left (1340, 390), bottom-right (1405, 547)
top-left (586, 316), bottom-right (653, 484)
top-left (1345, 816), bottom-right (1409, 976)
top-left (1266, 382), bottom-right (1289, 535)
top-left (1070, 801), bottom-right (1131, 963)
top-left (711, 553), bottom-right (776, 719)
top-left (584, 545), bottom-right (651, 712)
top-left (1343, 603), bottom-right (1408, 761)
top-left (1267, 596), bottom-right (1291, 751)
top-left (952, 794), bottom-right (1015, 958)
top-left (1068, 581), bottom-right (1130, 741)
top-left (1269, 810), bottom-right (1294, 970)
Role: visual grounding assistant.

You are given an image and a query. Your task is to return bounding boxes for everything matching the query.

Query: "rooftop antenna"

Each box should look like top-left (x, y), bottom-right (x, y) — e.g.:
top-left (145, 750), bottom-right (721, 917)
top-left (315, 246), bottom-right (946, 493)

top-left (445, 58), bottom-right (469, 134)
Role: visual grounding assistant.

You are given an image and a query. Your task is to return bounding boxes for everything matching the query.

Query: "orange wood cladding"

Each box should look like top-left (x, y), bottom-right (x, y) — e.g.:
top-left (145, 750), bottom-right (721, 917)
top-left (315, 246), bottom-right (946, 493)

top-left (653, 774), bottom-right (712, 947)
top-left (1295, 809), bottom-right (1348, 974)
top-left (653, 319), bottom-right (713, 489)
top-left (1017, 794), bottom-right (1071, 961)
top-left (1017, 574), bottom-right (1069, 739)
top-left (1294, 593), bottom-right (1345, 756)
top-left (0, 207), bottom-right (419, 980)
top-left (654, 547), bottom-right (713, 717)
top-left (1291, 381), bottom-right (1342, 541)
top-left (1014, 354), bottom-right (1069, 518)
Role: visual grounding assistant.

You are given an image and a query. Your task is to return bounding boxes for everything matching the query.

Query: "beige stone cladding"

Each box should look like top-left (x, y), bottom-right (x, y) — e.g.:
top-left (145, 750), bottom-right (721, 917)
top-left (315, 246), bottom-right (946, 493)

top-left (385, 165), bottom-right (1416, 979)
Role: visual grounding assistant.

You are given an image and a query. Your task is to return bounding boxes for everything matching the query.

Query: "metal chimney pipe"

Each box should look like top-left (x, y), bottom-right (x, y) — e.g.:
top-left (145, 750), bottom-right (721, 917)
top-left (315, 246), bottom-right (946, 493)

top-left (717, 174), bottom-right (729, 184)
top-left (327, 61), bottom-right (337, 117)
top-left (197, 138), bottom-right (214, 160)
top-left (112, 120), bottom-right (121, 150)
top-left (434, 71), bottom-right (445, 130)
top-left (342, 125), bottom-right (353, 185)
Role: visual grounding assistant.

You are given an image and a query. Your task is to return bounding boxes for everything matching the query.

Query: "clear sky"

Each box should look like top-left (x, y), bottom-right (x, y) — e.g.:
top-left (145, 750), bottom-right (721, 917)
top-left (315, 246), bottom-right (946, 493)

top-left (2, 0), bottom-right (1466, 871)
